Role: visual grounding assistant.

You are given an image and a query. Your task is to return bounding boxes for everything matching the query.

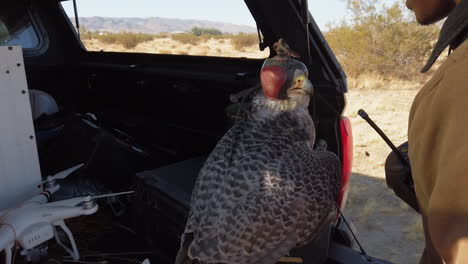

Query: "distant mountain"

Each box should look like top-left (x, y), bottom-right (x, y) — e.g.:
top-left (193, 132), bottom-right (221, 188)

top-left (74, 17), bottom-right (257, 34)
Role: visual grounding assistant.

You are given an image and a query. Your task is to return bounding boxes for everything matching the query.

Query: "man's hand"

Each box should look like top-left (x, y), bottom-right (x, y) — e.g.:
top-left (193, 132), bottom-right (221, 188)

top-left (384, 142), bottom-right (420, 213)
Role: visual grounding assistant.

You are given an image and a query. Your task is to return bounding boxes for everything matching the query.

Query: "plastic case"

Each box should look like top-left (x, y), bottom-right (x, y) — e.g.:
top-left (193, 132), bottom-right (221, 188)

top-left (132, 156), bottom-right (206, 262)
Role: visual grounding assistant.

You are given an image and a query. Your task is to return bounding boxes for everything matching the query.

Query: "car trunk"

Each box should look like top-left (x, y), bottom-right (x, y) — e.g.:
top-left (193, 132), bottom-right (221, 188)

top-left (7, 0), bottom-right (391, 263)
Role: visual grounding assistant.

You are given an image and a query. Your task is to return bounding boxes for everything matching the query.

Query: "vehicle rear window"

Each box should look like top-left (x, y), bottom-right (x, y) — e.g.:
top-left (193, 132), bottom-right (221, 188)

top-left (60, 0), bottom-right (269, 58)
top-left (0, 2), bottom-right (40, 50)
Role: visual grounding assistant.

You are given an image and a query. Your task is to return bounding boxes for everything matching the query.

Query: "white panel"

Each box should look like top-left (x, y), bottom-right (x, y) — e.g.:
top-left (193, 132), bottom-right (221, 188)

top-left (0, 46), bottom-right (42, 211)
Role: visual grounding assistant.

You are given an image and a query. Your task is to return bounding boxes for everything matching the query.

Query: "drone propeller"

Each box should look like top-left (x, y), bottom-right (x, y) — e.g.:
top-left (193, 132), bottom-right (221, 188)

top-left (46, 191), bottom-right (134, 208)
top-left (40, 163), bottom-right (84, 185)
top-left (92, 191), bottom-right (135, 200)
top-left (45, 195), bottom-right (92, 207)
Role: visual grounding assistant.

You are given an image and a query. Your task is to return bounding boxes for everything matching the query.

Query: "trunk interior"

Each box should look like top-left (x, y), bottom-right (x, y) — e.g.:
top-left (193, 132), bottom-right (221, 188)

top-left (25, 1), bottom-right (345, 177)
top-left (7, 1), bottom-right (361, 263)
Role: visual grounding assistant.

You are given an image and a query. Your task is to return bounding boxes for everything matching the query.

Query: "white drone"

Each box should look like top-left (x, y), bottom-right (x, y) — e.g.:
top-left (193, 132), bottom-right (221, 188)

top-left (0, 164), bottom-right (133, 264)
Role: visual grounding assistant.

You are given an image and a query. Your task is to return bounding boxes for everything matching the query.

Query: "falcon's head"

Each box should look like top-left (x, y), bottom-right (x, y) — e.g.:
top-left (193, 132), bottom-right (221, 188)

top-left (260, 39), bottom-right (313, 106)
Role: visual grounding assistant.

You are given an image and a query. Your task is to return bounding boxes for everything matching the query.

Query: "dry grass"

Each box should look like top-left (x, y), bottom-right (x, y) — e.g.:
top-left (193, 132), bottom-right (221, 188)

top-left (171, 33), bottom-right (201, 45)
top-left (84, 32), bottom-right (155, 49)
top-left (229, 33), bottom-right (258, 50)
top-left (154, 32), bottom-right (170, 38)
top-left (348, 74), bottom-right (427, 90)
top-left (82, 37), bottom-right (269, 58)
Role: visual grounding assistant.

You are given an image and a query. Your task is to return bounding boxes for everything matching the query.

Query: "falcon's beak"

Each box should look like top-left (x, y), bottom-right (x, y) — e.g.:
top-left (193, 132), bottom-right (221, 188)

top-left (287, 70), bottom-right (313, 96)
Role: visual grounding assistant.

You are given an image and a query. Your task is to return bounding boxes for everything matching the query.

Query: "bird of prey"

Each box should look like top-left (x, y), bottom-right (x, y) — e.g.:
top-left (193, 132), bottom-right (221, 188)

top-left (176, 39), bottom-right (341, 264)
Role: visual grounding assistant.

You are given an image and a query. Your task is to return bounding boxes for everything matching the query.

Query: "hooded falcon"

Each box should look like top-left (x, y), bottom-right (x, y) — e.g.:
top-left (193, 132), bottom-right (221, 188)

top-left (176, 39), bottom-right (341, 264)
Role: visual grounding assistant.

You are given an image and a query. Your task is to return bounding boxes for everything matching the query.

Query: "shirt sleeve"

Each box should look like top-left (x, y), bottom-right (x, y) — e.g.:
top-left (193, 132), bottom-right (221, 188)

top-left (426, 58), bottom-right (468, 263)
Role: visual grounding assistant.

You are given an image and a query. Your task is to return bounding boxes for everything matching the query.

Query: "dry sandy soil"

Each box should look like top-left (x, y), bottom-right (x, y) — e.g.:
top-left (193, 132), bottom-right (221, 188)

top-left (344, 88), bottom-right (423, 264)
top-left (83, 39), bottom-right (425, 263)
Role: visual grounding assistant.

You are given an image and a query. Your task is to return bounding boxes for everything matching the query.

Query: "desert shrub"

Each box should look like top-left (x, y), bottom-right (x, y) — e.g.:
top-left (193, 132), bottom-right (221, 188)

top-left (80, 31), bottom-right (94, 40)
top-left (191, 27), bottom-right (223, 36)
top-left (200, 34), bottom-right (213, 42)
top-left (324, 0), bottom-right (438, 80)
top-left (116, 32), bottom-right (142, 49)
top-left (97, 33), bottom-right (118, 44)
top-left (230, 33), bottom-right (258, 50)
top-left (90, 32), bottom-right (154, 49)
top-left (211, 34), bottom-right (227, 40)
top-left (171, 33), bottom-right (200, 45)
top-left (78, 25), bottom-right (93, 40)
top-left (154, 32), bottom-right (170, 38)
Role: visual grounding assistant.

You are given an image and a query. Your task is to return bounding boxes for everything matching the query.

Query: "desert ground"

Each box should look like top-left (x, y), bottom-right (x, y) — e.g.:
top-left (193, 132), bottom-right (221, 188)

top-left (84, 38), bottom-right (425, 263)
top-left (344, 88), bottom-right (422, 264)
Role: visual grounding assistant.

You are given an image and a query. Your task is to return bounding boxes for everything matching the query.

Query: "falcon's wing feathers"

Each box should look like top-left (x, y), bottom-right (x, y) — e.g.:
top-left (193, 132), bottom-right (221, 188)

top-left (274, 142), bottom-right (341, 245)
top-left (185, 125), bottom-right (240, 222)
top-left (183, 140), bottom-right (341, 264)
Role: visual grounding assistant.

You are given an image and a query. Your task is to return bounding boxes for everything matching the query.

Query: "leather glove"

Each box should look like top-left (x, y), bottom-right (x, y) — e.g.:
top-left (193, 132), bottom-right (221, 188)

top-left (384, 142), bottom-right (420, 213)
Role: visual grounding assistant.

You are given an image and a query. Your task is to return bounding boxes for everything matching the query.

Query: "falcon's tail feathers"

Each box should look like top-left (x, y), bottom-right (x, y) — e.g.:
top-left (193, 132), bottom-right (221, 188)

top-left (250, 235), bottom-right (298, 264)
top-left (175, 233), bottom-right (194, 264)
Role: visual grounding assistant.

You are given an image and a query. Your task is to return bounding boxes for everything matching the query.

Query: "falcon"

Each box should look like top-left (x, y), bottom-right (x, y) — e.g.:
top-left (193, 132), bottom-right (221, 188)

top-left (176, 39), bottom-right (341, 264)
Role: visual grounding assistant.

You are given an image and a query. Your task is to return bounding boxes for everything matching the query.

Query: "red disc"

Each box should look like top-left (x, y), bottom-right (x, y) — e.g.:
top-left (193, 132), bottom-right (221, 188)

top-left (260, 66), bottom-right (286, 100)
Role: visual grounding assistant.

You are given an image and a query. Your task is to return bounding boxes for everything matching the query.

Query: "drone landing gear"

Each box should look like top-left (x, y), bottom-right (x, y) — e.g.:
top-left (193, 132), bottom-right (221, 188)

top-left (53, 220), bottom-right (80, 261)
top-left (21, 244), bottom-right (48, 264)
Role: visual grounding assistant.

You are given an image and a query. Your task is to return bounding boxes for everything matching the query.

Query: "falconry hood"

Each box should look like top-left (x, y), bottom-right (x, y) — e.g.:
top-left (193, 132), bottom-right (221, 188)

top-left (260, 39), bottom-right (313, 100)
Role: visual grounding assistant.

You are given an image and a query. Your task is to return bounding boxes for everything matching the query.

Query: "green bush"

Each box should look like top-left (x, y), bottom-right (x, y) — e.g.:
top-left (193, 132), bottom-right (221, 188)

top-left (324, 0), bottom-right (439, 79)
top-left (191, 27), bottom-right (223, 36)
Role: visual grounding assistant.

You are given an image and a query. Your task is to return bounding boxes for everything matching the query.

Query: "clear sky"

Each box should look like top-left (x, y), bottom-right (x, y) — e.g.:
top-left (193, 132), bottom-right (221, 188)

top-left (63, 0), bottom-right (402, 29)
top-left (62, 0), bottom-right (396, 31)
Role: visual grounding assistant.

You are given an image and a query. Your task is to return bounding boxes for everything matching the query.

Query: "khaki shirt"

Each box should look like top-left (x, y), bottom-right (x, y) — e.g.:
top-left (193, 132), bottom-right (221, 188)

top-left (409, 40), bottom-right (468, 263)
top-left (409, 39), bottom-right (468, 214)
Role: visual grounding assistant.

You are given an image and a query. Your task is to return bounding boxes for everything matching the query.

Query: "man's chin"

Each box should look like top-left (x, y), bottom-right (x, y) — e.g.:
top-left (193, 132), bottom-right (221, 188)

top-left (417, 19), bottom-right (433, 26)
top-left (416, 14), bottom-right (447, 25)
top-left (415, 15), bottom-right (430, 25)
top-left (413, 3), bottom-right (455, 25)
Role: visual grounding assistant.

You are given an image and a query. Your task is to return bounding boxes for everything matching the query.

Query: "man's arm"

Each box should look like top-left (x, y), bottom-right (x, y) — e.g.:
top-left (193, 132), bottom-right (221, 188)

top-left (425, 60), bottom-right (468, 264)
top-left (427, 139), bottom-right (468, 264)
top-left (428, 212), bottom-right (468, 263)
